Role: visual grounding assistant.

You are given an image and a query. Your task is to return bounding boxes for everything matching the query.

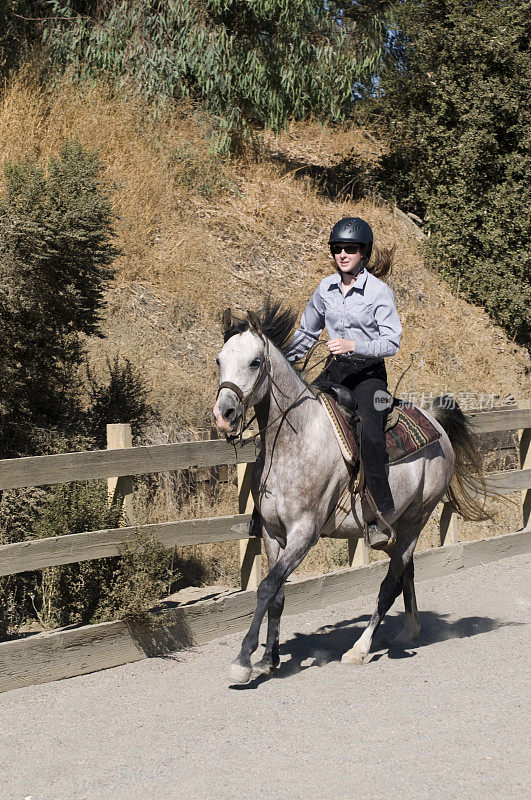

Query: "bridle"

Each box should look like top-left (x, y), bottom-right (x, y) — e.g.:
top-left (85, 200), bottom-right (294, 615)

top-left (215, 337), bottom-right (331, 446)
top-left (216, 335), bottom-right (275, 444)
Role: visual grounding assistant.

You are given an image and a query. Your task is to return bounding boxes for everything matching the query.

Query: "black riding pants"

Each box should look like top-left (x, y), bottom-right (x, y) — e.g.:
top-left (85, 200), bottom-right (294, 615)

top-left (314, 358), bottom-right (395, 516)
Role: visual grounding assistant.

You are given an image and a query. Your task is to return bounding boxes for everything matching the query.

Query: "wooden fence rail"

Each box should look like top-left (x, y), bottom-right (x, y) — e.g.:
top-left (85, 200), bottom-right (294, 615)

top-left (0, 407), bottom-right (527, 492)
top-left (0, 404), bottom-right (529, 588)
top-left (0, 437), bottom-right (259, 492)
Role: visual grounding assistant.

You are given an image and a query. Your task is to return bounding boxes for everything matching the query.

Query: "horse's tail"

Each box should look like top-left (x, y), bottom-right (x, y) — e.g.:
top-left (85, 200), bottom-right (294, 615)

top-left (431, 395), bottom-right (494, 521)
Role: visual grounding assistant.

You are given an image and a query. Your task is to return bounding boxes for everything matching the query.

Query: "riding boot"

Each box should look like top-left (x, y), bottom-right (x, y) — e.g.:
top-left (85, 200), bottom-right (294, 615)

top-left (231, 506), bottom-right (261, 537)
top-left (331, 369), bottom-right (394, 550)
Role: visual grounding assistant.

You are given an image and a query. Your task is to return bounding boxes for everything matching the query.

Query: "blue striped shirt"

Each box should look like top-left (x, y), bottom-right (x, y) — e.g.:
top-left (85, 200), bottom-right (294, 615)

top-left (286, 270), bottom-right (402, 367)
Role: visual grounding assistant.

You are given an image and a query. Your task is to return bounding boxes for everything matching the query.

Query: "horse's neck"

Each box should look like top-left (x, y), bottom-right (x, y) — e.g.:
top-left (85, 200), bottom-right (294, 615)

top-left (254, 343), bottom-right (311, 447)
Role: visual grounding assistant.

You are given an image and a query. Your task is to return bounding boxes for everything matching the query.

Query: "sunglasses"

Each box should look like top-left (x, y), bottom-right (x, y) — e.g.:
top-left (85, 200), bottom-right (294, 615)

top-left (331, 244), bottom-right (361, 255)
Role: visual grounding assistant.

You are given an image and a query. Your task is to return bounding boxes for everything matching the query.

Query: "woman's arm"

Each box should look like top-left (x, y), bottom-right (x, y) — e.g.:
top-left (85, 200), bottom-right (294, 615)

top-left (286, 285), bottom-right (326, 362)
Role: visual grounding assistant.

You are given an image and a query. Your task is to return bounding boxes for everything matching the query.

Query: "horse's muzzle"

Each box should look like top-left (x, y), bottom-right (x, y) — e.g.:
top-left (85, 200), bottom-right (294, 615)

top-left (212, 393), bottom-right (242, 434)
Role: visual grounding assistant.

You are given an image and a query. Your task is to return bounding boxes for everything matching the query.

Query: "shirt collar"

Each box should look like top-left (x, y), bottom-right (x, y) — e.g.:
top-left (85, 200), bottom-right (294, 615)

top-left (330, 268), bottom-right (368, 295)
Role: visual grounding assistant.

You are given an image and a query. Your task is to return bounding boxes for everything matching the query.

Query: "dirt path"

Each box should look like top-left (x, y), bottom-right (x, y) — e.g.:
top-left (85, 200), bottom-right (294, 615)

top-left (1, 553), bottom-right (529, 800)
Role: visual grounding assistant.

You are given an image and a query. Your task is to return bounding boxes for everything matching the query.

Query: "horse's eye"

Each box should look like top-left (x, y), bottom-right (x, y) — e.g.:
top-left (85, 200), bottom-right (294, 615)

top-left (250, 358), bottom-right (261, 369)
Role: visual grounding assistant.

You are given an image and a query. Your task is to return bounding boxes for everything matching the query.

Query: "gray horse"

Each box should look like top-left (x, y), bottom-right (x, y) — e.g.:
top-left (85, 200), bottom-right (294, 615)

top-left (213, 302), bottom-right (490, 684)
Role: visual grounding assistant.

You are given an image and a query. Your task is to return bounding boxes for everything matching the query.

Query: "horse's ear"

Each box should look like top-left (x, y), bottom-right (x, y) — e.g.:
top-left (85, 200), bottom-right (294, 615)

top-left (247, 310), bottom-right (262, 333)
top-left (222, 308), bottom-right (233, 332)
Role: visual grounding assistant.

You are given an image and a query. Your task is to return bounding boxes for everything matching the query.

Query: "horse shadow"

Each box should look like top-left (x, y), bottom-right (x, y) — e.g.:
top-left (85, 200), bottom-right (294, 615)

top-left (230, 609), bottom-right (523, 689)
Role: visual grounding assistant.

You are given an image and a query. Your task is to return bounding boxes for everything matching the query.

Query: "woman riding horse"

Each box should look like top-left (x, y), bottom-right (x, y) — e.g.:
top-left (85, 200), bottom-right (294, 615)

top-left (286, 216), bottom-right (402, 549)
top-left (214, 298), bottom-right (489, 683)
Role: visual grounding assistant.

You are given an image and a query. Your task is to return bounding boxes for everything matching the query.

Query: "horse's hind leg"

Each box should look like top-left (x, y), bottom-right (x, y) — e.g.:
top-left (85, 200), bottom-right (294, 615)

top-left (342, 534), bottom-right (418, 665)
top-left (253, 530), bottom-right (284, 677)
top-left (393, 558), bottom-right (421, 646)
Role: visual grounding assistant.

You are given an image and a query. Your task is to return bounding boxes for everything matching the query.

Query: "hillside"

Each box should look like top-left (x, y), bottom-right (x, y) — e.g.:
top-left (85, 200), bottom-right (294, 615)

top-left (1, 76), bottom-right (527, 435)
top-left (0, 75), bottom-right (528, 583)
top-left (97, 125), bottom-right (529, 433)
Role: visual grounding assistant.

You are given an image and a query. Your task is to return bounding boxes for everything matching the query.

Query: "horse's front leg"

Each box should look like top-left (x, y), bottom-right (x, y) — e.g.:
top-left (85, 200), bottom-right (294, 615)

top-left (229, 518), bottom-right (318, 684)
top-left (393, 557), bottom-right (421, 646)
top-left (252, 528), bottom-right (284, 677)
top-left (252, 586), bottom-right (285, 677)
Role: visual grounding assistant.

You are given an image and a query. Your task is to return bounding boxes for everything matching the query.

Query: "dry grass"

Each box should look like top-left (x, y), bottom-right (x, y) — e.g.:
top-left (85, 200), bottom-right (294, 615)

top-left (262, 118), bottom-right (386, 165)
top-left (1, 73), bottom-right (528, 589)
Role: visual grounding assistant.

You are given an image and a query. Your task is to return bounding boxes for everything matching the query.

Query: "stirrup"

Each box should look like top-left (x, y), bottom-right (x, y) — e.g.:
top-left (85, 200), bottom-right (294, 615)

top-left (367, 522), bottom-right (390, 550)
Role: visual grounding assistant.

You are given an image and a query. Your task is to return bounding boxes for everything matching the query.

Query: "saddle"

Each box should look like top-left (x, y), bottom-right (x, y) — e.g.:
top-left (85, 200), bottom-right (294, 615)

top-left (319, 389), bottom-right (441, 467)
top-left (317, 388), bottom-right (442, 542)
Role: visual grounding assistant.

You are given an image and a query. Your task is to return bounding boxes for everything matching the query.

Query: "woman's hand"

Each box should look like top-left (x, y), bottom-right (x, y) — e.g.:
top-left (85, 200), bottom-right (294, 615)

top-left (327, 338), bottom-right (355, 355)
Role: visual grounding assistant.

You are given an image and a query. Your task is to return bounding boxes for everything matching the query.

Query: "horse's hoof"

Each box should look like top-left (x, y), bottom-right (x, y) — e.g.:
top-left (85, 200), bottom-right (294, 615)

top-left (341, 650), bottom-right (366, 666)
top-left (229, 662), bottom-right (253, 684)
top-left (252, 659), bottom-right (278, 677)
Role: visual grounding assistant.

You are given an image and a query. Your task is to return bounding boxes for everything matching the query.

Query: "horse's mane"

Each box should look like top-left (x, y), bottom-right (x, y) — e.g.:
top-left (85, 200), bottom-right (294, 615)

top-left (224, 297), bottom-right (298, 360)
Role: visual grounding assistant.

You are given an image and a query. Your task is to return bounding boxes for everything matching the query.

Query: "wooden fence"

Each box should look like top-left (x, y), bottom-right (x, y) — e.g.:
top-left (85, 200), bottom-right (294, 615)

top-left (0, 401), bottom-right (529, 692)
top-left (0, 403), bottom-right (529, 589)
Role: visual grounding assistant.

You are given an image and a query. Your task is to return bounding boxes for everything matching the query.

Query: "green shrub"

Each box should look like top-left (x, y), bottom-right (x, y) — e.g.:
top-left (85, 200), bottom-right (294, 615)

top-left (22, 482), bottom-right (123, 628)
top-left (98, 529), bottom-right (178, 622)
top-left (87, 356), bottom-right (155, 449)
top-left (0, 481), bottom-right (180, 634)
top-left (0, 139), bottom-right (119, 456)
top-left (374, 0), bottom-right (530, 348)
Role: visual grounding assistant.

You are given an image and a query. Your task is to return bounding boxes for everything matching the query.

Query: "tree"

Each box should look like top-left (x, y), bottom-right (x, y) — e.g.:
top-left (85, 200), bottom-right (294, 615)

top-left (374, 0), bottom-right (530, 347)
top-left (87, 356), bottom-right (154, 449)
top-left (0, 1), bottom-right (50, 76)
top-left (40, 0), bottom-right (390, 150)
top-left (0, 140), bottom-right (118, 455)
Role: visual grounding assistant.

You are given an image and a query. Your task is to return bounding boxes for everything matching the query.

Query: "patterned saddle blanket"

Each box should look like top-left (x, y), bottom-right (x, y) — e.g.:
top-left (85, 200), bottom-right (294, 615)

top-left (319, 394), bottom-right (441, 466)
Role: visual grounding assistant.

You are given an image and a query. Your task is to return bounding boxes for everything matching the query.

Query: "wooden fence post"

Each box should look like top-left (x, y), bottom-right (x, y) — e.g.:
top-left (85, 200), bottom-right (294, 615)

top-left (107, 424), bottom-right (134, 524)
top-left (520, 399), bottom-right (531, 529)
top-left (440, 502), bottom-right (460, 546)
top-left (348, 537), bottom-right (369, 567)
top-left (237, 462), bottom-right (261, 591)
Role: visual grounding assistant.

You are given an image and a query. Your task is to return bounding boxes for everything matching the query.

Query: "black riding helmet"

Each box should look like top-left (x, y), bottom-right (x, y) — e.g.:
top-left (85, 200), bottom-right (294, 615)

top-left (329, 217), bottom-right (373, 264)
